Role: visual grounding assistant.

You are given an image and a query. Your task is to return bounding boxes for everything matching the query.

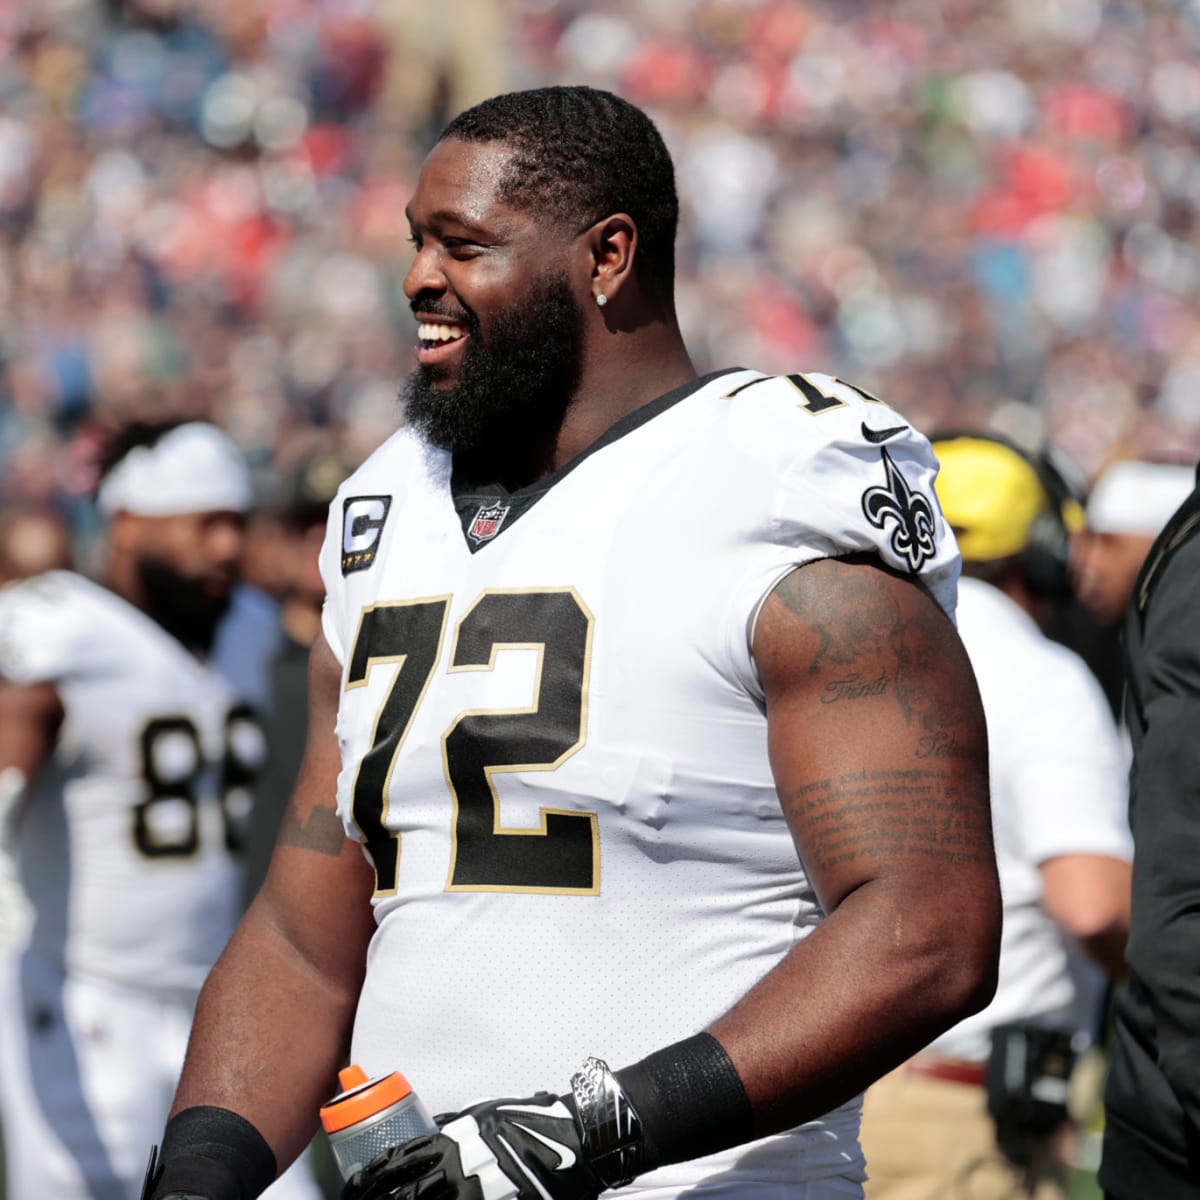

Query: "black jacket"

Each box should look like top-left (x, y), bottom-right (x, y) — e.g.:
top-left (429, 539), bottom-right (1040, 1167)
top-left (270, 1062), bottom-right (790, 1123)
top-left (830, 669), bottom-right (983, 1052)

top-left (1101, 467), bottom-right (1200, 1199)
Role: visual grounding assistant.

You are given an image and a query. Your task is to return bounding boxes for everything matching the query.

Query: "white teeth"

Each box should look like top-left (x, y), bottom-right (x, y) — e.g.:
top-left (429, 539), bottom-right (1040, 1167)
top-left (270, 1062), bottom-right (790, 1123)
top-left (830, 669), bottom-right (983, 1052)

top-left (418, 322), bottom-right (465, 342)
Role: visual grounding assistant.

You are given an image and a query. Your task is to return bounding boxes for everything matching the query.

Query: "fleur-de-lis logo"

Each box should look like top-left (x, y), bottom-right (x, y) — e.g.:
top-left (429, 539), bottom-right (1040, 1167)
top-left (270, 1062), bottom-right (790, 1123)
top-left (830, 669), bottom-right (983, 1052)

top-left (862, 446), bottom-right (938, 572)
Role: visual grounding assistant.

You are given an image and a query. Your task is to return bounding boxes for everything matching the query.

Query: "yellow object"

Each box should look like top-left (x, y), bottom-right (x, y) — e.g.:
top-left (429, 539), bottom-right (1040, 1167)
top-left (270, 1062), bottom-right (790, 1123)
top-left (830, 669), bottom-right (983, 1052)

top-left (932, 436), bottom-right (1051, 562)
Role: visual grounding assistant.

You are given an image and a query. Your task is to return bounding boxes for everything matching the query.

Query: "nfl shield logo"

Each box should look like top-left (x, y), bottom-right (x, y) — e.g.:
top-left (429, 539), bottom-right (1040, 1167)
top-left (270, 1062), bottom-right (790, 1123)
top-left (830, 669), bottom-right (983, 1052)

top-left (468, 502), bottom-right (510, 544)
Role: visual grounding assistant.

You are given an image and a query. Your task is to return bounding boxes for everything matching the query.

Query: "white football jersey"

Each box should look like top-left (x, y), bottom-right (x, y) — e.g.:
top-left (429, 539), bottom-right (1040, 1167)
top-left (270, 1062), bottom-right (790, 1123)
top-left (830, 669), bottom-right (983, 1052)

top-left (319, 369), bottom-right (960, 1189)
top-left (0, 571), bottom-right (262, 992)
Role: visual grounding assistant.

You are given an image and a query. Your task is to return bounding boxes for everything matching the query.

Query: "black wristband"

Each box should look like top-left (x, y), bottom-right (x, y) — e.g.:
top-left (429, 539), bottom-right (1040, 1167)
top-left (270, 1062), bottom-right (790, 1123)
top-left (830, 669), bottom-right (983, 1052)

top-left (614, 1032), bottom-right (754, 1169)
top-left (146, 1107), bottom-right (277, 1200)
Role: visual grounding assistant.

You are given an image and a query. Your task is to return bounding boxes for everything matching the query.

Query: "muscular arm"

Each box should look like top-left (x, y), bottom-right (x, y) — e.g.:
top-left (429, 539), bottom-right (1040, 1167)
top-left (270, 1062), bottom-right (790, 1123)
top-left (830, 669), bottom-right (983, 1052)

top-left (709, 554), bottom-right (1001, 1134)
top-left (171, 632), bottom-right (376, 1172)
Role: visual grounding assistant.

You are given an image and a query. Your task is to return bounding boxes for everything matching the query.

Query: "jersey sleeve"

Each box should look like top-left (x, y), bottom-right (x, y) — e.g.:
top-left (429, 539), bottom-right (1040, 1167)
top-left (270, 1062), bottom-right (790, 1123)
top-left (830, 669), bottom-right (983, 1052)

top-left (0, 572), bottom-right (91, 686)
top-left (774, 415), bottom-right (959, 611)
top-left (718, 373), bottom-right (962, 695)
top-left (318, 430), bottom-right (412, 667)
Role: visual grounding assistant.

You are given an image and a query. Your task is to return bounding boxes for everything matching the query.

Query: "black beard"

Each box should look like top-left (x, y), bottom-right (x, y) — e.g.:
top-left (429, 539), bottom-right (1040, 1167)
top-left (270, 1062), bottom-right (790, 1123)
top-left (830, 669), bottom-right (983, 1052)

top-left (401, 270), bottom-right (585, 487)
top-left (137, 557), bottom-right (231, 654)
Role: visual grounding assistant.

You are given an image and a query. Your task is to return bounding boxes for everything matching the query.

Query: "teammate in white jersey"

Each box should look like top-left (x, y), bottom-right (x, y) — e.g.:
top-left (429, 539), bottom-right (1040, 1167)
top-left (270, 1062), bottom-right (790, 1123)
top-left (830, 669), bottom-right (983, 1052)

top-left (145, 87), bottom-right (1001, 1200)
top-left (859, 434), bottom-right (1133, 1198)
top-left (0, 422), bottom-right (321, 1200)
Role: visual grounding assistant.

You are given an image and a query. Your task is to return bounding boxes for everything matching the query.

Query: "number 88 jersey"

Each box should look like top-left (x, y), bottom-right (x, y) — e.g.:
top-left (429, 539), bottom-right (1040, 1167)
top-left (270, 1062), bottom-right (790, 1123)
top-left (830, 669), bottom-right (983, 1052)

top-left (0, 570), bottom-right (264, 992)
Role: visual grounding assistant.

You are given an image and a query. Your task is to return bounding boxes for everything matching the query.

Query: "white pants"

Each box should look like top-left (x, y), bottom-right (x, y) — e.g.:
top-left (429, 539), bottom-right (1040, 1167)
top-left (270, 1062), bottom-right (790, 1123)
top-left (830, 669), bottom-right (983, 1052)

top-left (0, 954), bottom-right (323, 1200)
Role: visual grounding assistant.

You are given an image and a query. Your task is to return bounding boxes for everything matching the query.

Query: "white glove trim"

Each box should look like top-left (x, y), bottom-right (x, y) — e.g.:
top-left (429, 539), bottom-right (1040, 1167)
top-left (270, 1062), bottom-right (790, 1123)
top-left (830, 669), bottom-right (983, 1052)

top-left (496, 1133), bottom-right (555, 1200)
top-left (441, 1115), bottom-right (518, 1200)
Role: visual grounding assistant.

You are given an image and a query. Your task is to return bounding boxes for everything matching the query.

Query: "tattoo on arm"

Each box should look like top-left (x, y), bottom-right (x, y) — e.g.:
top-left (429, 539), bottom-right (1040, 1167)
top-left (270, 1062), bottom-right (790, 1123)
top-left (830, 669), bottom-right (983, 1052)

top-left (787, 770), bottom-right (992, 870)
top-left (278, 802), bottom-right (346, 856)
top-left (819, 669), bottom-right (889, 704)
top-left (770, 557), bottom-right (969, 735)
top-left (772, 559), bottom-right (901, 672)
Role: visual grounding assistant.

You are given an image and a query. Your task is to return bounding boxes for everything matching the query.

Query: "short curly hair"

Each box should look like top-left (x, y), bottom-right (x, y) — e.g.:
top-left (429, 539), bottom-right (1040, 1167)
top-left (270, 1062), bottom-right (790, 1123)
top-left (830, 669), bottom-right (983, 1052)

top-left (440, 86), bottom-right (678, 298)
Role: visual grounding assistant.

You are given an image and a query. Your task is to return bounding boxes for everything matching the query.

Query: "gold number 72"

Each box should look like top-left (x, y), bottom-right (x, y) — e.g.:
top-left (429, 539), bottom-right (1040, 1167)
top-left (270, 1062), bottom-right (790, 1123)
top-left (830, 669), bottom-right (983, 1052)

top-left (345, 588), bottom-right (599, 897)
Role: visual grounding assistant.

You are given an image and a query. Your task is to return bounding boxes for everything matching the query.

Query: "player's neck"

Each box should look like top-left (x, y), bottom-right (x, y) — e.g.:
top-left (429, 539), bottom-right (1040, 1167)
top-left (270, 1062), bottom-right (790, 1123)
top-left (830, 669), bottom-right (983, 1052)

top-left (450, 323), bottom-right (697, 493)
top-left (548, 330), bottom-right (697, 475)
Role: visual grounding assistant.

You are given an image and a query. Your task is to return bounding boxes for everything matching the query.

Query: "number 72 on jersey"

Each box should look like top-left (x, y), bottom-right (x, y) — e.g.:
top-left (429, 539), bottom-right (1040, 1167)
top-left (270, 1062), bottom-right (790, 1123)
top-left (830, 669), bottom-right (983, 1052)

top-left (346, 587), bottom-right (600, 897)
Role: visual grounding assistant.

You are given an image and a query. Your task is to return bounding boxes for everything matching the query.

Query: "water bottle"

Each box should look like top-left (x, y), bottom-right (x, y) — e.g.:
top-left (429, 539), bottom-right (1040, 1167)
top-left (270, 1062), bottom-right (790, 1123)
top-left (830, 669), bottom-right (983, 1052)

top-left (319, 1064), bottom-right (438, 1180)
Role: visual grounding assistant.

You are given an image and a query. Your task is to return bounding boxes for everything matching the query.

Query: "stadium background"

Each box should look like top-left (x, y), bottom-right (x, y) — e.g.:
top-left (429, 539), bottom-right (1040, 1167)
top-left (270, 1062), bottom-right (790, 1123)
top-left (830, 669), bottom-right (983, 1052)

top-left (2, 0), bottom-right (1199, 1196)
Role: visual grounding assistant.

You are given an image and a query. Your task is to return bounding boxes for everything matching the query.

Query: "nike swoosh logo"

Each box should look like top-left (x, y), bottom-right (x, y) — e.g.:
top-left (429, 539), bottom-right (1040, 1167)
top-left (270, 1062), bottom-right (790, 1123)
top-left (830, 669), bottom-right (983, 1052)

top-left (508, 1123), bottom-right (577, 1171)
top-left (497, 1131), bottom-right (561, 1200)
top-left (861, 421), bottom-right (908, 443)
top-left (498, 1134), bottom-right (556, 1200)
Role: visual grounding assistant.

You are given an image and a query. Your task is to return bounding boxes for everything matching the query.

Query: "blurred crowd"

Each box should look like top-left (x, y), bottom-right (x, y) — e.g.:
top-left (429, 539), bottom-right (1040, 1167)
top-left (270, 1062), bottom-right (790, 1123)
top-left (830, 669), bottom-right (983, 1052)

top-left (4, 7), bottom-right (1199, 1195)
top-left (3, 0), bottom-right (1200, 572)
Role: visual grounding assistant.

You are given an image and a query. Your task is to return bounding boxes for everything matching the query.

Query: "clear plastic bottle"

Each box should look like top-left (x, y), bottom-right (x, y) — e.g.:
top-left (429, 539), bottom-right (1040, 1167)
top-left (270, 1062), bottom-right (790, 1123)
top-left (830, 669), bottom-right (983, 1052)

top-left (319, 1064), bottom-right (438, 1180)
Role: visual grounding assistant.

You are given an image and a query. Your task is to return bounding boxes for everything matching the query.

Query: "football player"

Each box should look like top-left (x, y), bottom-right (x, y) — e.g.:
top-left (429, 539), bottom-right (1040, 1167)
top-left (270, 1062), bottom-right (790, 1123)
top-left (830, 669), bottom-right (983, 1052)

top-left (859, 433), bottom-right (1133, 1197)
top-left (143, 88), bottom-right (1001, 1200)
top-left (0, 422), bottom-right (321, 1200)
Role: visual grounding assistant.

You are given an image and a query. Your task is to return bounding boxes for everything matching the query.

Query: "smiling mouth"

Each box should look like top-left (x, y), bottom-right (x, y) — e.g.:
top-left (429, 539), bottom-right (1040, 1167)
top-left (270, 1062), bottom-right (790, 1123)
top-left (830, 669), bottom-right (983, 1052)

top-left (418, 321), bottom-right (468, 351)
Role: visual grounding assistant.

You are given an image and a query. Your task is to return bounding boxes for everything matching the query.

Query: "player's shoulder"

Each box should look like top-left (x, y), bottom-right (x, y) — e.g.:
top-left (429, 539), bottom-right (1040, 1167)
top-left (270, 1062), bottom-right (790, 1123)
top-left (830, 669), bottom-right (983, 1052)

top-left (0, 571), bottom-right (128, 683)
top-left (335, 426), bottom-right (437, 500)
top-left (702, 367), bottom-right (957, 609)
top-left (0, 569), bottom-right (104, 621)
top-left (713, 368), bottom-right (931, 462)
top-left (328, 426), bottom-right (445, 537)
top-left (957, 580), bottom-right (1048, 660)
top-left (319, 426), bottom-right (448, 598)
top-left (708, 367), bottom-right (943, 522)
top-left (1035, 624), bottom-right (1116, 708)
top-left (960, 580), bottom-right (1109, 705)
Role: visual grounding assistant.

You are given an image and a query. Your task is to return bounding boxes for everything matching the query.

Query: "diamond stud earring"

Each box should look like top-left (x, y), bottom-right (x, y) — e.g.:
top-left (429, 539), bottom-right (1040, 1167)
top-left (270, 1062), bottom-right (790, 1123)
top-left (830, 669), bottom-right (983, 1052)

top-left (595, 293), bottom-right (607, 308)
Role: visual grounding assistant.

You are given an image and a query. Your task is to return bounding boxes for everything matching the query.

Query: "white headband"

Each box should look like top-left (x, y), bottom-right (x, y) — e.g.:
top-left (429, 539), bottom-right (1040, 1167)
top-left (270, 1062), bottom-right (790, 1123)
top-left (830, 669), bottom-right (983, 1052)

top-left (1086, 460), bottom-right (1196, 536)
top-left (97, 422), bottom-right (254, 517)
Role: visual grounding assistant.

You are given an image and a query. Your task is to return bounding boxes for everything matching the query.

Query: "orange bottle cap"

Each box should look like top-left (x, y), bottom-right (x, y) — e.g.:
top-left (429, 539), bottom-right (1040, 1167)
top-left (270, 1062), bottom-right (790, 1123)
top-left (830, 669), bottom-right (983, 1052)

top-left (338, 1065), bottom-right (368, 1091)
top-left (319, 1064), bottom-right (414, 1134)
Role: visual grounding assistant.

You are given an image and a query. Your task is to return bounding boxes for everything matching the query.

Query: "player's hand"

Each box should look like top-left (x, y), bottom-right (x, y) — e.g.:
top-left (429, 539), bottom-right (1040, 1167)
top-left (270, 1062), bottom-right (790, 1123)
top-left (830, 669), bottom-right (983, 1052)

top-left (341, 1093), bottom-right (605, 1200)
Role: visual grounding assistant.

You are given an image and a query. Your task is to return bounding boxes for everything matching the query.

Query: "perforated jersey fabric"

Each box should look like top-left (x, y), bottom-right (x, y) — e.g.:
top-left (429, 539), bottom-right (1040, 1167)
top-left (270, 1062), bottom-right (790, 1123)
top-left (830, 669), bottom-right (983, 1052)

top-left (318, 367), bottom-right (961, 1194)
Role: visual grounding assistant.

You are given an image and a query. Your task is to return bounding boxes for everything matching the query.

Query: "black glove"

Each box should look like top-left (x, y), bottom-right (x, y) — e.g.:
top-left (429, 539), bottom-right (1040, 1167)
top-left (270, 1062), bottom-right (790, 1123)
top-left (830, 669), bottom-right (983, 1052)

top-left (342, 1093), bottom-right (606, 1200)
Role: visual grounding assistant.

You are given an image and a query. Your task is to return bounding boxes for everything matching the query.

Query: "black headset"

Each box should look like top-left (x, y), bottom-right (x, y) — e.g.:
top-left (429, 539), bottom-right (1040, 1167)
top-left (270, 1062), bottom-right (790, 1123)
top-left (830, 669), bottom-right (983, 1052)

top-left (930, 430), bottom-right (1078, 597)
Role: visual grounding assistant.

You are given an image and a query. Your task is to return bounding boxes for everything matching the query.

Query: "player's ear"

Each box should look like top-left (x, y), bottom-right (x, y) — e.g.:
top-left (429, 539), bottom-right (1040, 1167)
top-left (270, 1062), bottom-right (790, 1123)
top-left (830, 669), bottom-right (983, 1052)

top-left (583, 213), bottom-right (636, 302)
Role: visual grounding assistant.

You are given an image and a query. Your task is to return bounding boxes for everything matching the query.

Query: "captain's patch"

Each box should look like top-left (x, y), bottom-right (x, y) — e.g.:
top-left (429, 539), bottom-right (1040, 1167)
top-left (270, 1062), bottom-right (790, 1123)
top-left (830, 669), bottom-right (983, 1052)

top-left (341, 495), bottom-right (392, 575)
